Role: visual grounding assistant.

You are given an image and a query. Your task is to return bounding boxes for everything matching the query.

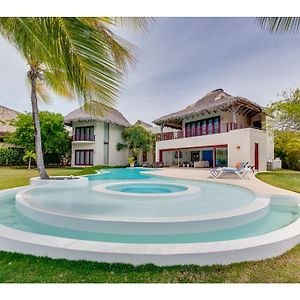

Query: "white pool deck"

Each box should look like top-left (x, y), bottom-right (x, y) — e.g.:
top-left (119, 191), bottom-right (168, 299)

top-left (145, 168), bottom-right (299, 197)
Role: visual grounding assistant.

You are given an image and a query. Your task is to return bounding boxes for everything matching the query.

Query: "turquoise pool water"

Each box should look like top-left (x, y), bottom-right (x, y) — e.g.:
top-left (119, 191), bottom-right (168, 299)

top-left (0, 168), bottom-right (299, 244)
top-left (105, 182), bottom-right (188, 194)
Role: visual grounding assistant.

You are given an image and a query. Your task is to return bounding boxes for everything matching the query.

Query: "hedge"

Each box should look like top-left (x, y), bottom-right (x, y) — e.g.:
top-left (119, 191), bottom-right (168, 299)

top-left (0, 148), bottom-right (25, 166)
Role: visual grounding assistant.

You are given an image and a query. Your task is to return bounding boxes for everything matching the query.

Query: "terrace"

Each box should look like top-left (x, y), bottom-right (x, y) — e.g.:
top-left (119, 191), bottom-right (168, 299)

top-left (156, 122), bottom-right (263, 141)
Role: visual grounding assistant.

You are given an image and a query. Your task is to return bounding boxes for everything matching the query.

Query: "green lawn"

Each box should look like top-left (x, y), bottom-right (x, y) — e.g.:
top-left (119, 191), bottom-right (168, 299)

top-left (0, 167), bottom-right (300, 283)
top-left (256, 169), bottom-right (300, 193)
top-left (0, 165), bottom-right (118, 190)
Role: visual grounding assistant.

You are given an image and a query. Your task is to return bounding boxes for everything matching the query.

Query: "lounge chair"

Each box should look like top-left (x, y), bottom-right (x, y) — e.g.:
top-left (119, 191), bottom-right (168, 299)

top-left (151, 161), bottom-right (164, 168)
top-left (141, 161), bottom-right (150, 168)
top-left (210, 162), bottom-right (251, 179)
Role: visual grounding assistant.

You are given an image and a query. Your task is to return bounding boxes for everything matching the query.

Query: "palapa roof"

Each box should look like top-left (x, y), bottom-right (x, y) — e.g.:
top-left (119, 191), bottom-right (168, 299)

top-left (64, 106), bottom-right (131, 127)
top-left (0, 105), bottom-right (20, 135)
top-left (134, 120), bottom-right (153, 128)
top-left (153, 89), bottom-right (264, 129)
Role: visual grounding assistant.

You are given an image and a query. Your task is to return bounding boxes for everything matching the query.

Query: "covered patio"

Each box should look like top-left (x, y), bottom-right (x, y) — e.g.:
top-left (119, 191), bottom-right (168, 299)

top-left (159, 145), bottom-right (228, 168)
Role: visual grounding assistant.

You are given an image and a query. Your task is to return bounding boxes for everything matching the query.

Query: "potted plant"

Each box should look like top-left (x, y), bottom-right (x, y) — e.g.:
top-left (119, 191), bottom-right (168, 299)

top-left (128, 156), bottom-right (135, 168)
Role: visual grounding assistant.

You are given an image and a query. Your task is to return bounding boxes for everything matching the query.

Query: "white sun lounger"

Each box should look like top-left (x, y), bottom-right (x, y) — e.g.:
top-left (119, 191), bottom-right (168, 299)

top-left (210, 164), bottom-right (251, 179)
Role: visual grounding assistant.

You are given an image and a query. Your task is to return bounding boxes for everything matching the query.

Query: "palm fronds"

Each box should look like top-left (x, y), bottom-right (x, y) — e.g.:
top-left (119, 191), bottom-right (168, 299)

top-left (258, 17), bottom-right (300, 33)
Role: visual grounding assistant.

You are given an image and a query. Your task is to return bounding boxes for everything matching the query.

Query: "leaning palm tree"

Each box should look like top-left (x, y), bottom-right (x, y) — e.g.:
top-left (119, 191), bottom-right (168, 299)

top-left (258, 17), bottom-right (300, 33)
top-left (0, 17), bottom-right (149, 179)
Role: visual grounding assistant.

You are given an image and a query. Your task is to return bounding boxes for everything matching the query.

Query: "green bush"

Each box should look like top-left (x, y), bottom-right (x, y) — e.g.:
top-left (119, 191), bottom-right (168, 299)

top-left (0, 148), bottom-right (25, 166)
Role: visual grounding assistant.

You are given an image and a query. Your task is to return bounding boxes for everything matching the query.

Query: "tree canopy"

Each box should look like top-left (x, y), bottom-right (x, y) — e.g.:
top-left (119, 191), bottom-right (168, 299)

top-left (6, 111), bottom-right (70, 164)
top-left (266, 89), bottom-right (300, 131)
top-left (267, 89), bottom-right (300, 170)
top-left (117, 125), bottom-right (156, 161)
top-left (0, 17), bottom-right (150, 178)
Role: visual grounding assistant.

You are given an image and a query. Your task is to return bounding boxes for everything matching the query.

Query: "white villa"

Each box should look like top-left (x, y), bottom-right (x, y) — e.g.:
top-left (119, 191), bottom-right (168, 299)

top-left (64, 107), bottom-right (130, 166)
top-left (153, 89), bottom-right (274, 170)
top-left (65, 89), bottom-right (274, 170)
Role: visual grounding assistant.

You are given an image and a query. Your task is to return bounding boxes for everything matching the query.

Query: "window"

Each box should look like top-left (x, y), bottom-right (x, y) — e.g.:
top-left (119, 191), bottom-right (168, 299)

top-left (214, 117), bottom-right (220, 133)
top-left (215, 147), bottom-right (228, 167)
top-left (185, 116), bottom-right (220, 136)
top-left (75, 150), bottom-right (93, 165)
top-left (104, 122), bottom-right (109, 143)
top-left (103, 143), bottom-right (109, 164)
top-left (201, 120), bottom-right (207, 135)
top-left (208, 119), bottom-right (213, 134)
top-left (103, 122), bottom-right (109, 164)
top-left (74, 126), bottom-right (94, 141)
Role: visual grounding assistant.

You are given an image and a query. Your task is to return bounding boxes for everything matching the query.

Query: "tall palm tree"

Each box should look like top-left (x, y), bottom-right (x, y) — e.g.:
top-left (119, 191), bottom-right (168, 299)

top-left (258, 17), bottom-right (300, 33)
top-left (0, 17), bottom-right (150, 179)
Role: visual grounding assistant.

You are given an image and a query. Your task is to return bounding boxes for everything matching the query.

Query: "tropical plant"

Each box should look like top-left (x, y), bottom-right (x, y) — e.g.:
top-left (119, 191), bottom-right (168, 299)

top-left (5, 111), bottom-right (71, 165)
top-left (258, 17), bottom-right (300, 33)
top-left (266, 89), bottom-right (300, 131)
top-left (117, 125), bottom-right (156, 162)
top-left (23, 150), bottom-right (36, 170)
top-left (0, 147), bottom-right (25, 166)
top-left (274, 131), bottom-right (300, 170)
top-left (0, 17), bottom-right (150, 179)
top-left (128, 156), bottom-right (135, 166)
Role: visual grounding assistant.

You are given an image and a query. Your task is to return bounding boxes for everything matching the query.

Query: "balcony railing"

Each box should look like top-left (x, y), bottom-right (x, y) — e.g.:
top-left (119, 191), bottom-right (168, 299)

top-left (73, 134), bottom-right (95, 141)
top-left (156, 122), bottom-right (262, 141)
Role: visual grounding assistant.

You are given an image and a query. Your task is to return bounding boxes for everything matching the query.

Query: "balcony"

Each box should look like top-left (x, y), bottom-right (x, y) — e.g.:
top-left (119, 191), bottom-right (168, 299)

top-left (72, 134), bottom-right (95, 142)
top-left (156, 122), bottom-right (262, 141)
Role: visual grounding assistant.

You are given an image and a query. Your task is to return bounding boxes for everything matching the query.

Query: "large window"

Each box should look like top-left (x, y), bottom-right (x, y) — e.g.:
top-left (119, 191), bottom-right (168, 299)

top-left (103, 122), bottom-right (109, 164)
top-left (74, 126), bottom-right (94, 141)
top-left (215, 147), bottom-right (228, 167)
top-left (185, 116), bottom-right (220, 137)
top-left (75, 150), bottom-right (94, 165)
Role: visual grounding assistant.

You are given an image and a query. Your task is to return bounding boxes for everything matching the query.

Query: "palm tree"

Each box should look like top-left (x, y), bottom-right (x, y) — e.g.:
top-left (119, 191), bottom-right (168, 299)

top-left (258, 17), bottom-right (300, 33)
top-left (23, 150), bottom-right (36, 170)
top-left (0, 17), bottom-right (150, 179)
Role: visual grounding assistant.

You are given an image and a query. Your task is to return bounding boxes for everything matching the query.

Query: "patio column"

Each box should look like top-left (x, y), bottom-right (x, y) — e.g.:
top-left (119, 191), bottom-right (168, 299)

top-left (177, 150), bottom-right (180, 167)
top-left (160, 124), bottom-right (164, 140)
top-left (213, 147), bottom-right (216, 168)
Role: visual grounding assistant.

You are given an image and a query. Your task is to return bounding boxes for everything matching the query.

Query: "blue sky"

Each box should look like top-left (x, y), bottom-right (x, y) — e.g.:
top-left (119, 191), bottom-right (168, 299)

top-left (1, 17), bottom-right (300, 124)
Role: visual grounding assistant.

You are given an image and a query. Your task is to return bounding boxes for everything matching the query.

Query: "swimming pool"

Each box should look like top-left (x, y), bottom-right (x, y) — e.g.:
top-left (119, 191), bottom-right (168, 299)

top-left (0, 168), bottom-right (299, 265)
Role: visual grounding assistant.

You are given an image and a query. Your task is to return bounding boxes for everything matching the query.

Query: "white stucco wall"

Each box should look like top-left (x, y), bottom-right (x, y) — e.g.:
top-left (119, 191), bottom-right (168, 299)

top-left (155, 128), bottom-right (273, 171)
top-left (71, 121), bottom-right (128, 166)
top-left (108, 123), bottom-right (128, 166)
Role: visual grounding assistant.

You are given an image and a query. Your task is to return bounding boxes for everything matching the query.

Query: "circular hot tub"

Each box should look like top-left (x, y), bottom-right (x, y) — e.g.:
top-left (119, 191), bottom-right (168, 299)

top-left (92, 181), bottom-right (200, 197)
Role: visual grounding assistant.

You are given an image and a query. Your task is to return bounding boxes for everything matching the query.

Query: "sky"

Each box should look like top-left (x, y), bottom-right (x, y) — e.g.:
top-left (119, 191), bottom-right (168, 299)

top-left (1, 17), bottom-right (300, 125)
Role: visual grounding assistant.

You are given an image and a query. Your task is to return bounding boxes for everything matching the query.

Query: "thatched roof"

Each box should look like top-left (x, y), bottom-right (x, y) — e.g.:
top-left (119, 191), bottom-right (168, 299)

top-left (0, 105), bottom-right (20, 135)
top-left (64, 107), bottom-right (131, 127)
top-left (153, 89), bottom-right (264, 129)
top-left (134, 120), bottom-right (153, 128)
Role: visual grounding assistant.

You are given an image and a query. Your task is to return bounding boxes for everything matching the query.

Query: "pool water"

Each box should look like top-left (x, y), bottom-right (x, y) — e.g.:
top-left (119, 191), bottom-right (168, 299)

top-left (106, 183), bottom-right (188, 194)
top-left (0, 168), bottom-right (299, 244)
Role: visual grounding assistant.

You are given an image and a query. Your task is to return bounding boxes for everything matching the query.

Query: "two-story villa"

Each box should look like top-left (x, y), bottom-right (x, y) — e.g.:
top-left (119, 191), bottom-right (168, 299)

top-left (64, 107), bottom-right (130, 166)
top-left (153, 89), bottom-right (274, 170)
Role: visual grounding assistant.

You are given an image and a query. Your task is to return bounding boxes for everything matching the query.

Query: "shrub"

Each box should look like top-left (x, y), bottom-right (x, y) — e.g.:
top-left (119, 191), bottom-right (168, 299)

top-left (0, 148), bottom-right (25, 166)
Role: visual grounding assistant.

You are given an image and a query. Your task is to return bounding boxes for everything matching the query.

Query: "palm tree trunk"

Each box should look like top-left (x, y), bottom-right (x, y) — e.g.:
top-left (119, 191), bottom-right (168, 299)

top-left (28, 157), bottom-right (31, 170)
top-left (29, 66), bottom-right (49, 179)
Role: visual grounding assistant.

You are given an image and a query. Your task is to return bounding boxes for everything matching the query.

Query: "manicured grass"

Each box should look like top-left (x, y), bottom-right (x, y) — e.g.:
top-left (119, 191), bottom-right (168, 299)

top-left (256, 169), bottom-right (300, 193)
top-left (0, 166), bottom-right (300, 282)
top-left (0, 165), bottom-right (123, 190)
top-left (1, 245), bottom-right (300, 283)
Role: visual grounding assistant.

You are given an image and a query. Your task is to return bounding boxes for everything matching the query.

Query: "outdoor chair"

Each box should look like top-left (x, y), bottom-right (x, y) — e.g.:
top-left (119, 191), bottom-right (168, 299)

top-left (151, 161), bottom-right (164, 168)
top-left (209, 162), bottom-right (251, 179)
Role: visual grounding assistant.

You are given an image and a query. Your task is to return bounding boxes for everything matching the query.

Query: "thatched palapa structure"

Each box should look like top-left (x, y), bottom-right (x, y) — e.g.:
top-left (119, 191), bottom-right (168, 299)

top-left (153, 89), bottom-right (264, 129)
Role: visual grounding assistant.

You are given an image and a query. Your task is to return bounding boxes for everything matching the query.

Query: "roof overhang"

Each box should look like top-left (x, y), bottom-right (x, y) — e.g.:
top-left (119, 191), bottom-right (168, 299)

top-left (153, 99), bottom-right (264, 129)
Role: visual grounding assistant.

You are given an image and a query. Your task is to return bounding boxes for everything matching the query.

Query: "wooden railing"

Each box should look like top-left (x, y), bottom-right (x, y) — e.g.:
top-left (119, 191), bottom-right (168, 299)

top-left (156, 123), bottom-right (262, 141)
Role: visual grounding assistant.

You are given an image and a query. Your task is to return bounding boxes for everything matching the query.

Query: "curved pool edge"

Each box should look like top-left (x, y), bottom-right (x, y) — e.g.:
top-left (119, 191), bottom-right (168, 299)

top-left (0, 212), bottom-right (300, 266)
top-left (15, 184), bottom-right (270, 234)
top-left (1, 177), bottom-right (300, 266)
